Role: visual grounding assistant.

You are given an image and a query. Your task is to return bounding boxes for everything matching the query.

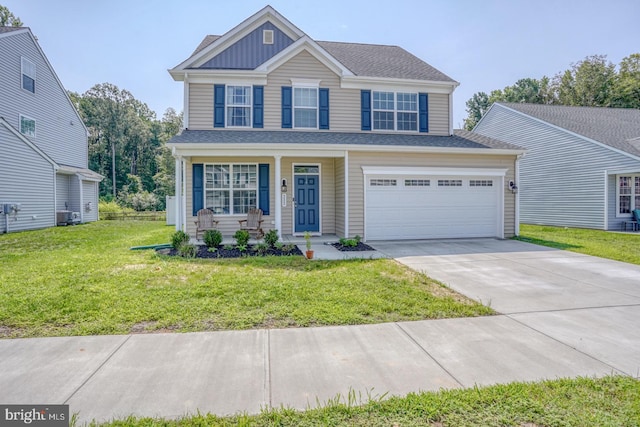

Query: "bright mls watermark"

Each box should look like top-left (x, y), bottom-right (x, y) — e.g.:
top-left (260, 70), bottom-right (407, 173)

top-left (1, 405), bottom-right (68, 427)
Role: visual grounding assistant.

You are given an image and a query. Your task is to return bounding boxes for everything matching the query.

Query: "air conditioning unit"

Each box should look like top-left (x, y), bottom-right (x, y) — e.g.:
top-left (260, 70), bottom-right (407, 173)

top-left (56, 210), bottom-right (81, 226)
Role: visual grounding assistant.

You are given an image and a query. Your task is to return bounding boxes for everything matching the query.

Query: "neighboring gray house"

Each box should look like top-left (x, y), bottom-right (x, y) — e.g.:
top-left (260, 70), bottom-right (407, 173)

top-left (475, 102), bottom-right (640, 231)
top-left (0, 26), bottom-right (102, 233)
top-left (168, 6), bottom-right (525, 241)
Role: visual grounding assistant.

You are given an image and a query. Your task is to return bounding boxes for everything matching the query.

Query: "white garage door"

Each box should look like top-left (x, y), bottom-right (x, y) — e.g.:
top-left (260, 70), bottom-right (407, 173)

top-left (365, 174), bottom-right (502, 240)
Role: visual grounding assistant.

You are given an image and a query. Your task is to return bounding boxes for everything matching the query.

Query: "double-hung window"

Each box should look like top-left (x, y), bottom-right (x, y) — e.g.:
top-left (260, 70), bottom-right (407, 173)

top-left (372, 91), bottom-right (418, 131)
top-left (617, 175), bottom-right (640, 215)
top-left (19, 114), bottom-right (36, 137)
top-left (205, 164), bottom-right (257, 215)
top-left (293, 87), bottom-right (318, 128)
top-left (226, 86), bottom-right (251, 127)
top-left (21, 57), bottom-right (36, 93)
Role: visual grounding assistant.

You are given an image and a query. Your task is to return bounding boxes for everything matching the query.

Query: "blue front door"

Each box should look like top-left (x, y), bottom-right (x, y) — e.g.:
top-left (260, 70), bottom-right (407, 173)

top-left (295, 174), bottom-right (320, 233)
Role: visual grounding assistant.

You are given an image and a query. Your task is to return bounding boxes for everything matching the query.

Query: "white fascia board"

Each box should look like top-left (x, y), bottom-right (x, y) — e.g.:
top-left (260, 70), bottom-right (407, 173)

top-left (607, 168), bottom-right (640, 175)
top-left (341, 75), bottom-right (458, 93)
top-left (168, 142), bottom-right (525, 157)
top-left (0, 117), bottom-right (58, 167)
top-left (496, 103), bottom-right (640, 163)
top-left (361, 166), bottom-right (509, 176)
top-left (172, 6), bottom-right (305, 72)
top-left (256, 36), bottom-right (353, 77)
top-left (169, 68), bottom-right (268, 84)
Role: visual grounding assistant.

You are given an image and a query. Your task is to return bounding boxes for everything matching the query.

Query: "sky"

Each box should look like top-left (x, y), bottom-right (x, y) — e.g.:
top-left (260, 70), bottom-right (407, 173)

top-left (4, 0), bottom-right (639, 128)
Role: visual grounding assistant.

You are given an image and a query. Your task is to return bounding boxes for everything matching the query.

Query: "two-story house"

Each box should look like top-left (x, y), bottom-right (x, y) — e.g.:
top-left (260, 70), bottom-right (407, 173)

top-left (168, 6), bottom-right (524, 241)
top-left (0, 26), bottom-right (102, 233)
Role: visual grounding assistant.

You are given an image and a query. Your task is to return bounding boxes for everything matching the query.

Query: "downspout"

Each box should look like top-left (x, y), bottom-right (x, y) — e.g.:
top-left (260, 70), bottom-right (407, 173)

top-left (174, 151), bottom-right (182, 231)
top-left (182, 157), bottom-right (187, 232)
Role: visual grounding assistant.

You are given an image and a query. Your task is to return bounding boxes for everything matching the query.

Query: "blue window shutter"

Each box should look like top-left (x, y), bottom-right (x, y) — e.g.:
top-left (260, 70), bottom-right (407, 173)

top-left (253, 85), bottom-right (264, 128)
top-left (258, 164), bottom-right (270, 216)
top-left (214, 85), bottom-right (225, 128)
top-left (281, 86), bottom-right (292, 129)
top-left (361, 90), bottom-right (371, 131)
top-left (419, 93), bottom-right (429, 133)
top-left (319, 88), bottom-right (330, 130)
top-left (192, 164), bottom-right (204, 215)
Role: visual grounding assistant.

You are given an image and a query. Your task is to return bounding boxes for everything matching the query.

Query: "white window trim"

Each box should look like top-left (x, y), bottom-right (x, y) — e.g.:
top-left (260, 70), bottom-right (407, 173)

top-left (292, 86), bottom-right (319, 130)
top-left (19, 114), bottom-right (36, 138)
top-left (225, 84), bottom-right (252, 128)
top-left (204, 163), bottom-right (259, 215)
top-left (372, 90), bottom-right (418, 132)
top-left (615, 174), bottom-right (640, 218)
top-left (263, 29), bottom-right (274, 45)
top-left (21, 57), bottom-right (36, 94)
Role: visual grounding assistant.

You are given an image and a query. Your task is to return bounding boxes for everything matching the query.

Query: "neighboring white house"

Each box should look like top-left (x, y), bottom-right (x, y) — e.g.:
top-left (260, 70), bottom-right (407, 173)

top-left (0, 26), bottom-right (102, 233)
top-left (167, 6), bottom-right (525, 241)
top-left (475, 102), bottom-right (640, 231)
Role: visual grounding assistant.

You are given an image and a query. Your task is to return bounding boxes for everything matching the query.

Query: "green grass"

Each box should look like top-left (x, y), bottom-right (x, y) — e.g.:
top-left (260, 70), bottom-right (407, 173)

top-left (0, 221), bottom-right (491, 338)
top-left (83, 376), bottom-right (640, 426)
top-left (517, 224), bottom-right (640, 265)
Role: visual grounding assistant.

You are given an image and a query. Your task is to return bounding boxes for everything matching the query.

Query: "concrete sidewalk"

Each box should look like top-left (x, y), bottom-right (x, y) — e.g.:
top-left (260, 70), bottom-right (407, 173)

top-left (0, 317), bottom-right (619, 424)
top-left (1, 238), bottom-right (638, 424)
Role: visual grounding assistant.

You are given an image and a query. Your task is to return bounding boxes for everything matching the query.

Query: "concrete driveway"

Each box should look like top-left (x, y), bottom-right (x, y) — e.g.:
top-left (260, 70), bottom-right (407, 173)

top-left (372, 238), bottom-right (640, 378)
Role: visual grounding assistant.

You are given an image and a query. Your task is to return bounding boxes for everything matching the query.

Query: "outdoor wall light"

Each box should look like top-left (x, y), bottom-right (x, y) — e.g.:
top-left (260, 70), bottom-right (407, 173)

top-left (508, 180), bottom-right (518, 194)
top-left (281, 179), bottom-right (288, 193)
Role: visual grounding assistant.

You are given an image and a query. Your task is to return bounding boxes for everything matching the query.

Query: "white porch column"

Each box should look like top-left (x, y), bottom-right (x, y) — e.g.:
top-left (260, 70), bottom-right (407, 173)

top-left (174, 156), bottom-right (183, 231)
top-left (344, 151), bottom-right (349, 237)
top-left (274, 155), bottom-right (282, 238)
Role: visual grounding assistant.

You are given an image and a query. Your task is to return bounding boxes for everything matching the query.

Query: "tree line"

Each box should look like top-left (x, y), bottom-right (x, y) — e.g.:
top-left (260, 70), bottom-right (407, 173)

top-left (70, 84), bottom-right (181, 211)
top-left (464, 53), bottom-right (640, 130)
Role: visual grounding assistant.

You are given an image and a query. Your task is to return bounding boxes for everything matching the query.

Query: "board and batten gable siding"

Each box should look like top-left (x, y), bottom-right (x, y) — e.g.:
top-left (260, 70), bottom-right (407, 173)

top-left (264, 50), bottom-right (360, 131)
top-left (347, 151), bottom-right (516, 238)
top-left (0, 31), bottom-right (88, 168)
top-left (0, 124), bottom-right (55, 232)
top-left (475, 105), bottom-right (640, 230)
top-left (82, 180), bottom-right (99, 222)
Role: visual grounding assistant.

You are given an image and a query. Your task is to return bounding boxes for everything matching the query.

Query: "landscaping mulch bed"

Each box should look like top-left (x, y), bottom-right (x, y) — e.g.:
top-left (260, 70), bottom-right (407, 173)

top-left (163, 244), bottom-right (303, 259)
top-left (331, 242), bottom-right (376, 252)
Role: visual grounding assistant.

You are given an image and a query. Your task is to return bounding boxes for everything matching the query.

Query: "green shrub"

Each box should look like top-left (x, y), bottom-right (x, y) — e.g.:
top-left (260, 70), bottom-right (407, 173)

top-left (264, 229), bottom-right (279, 247)
top-left (339, 237), bottom-right (358, 247)
top-left (171, 230), bottom-right (190, 249)
top-left (233, 229), bottom-right (250, 247)
top-left (98, 200), bottom-right (135, 214)
top-left (254, 242), bottom-right (270, 255)
top-left (203, 229), bottom-right (223, 248)
top-left (178, 243), bottom-right (197, 258)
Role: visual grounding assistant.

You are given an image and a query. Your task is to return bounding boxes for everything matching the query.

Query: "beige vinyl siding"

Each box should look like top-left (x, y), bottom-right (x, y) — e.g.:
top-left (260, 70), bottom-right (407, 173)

top-left (281, 157), bottom-right (336, 235)
top-left (334, 157), bottom-right (345, 237)
top-left (265, 51), bottom-right (360, 131)
top-left (188, 84), bottom-right (214, 130)
top-left (428, 93), bottom-right (450, 136)
top-left (348, 151), bottom-right (516, 238)
top-left (186, 157), bottom-right (276, 237)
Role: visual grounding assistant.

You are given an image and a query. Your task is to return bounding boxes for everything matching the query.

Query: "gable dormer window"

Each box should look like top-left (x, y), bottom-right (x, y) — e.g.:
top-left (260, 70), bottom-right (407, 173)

top-left (21, 57), bottom-right (36, 93)
top-left (226, 85), bottom-right (251, 127)
top-left (263, 29), bottom-right (274, 45)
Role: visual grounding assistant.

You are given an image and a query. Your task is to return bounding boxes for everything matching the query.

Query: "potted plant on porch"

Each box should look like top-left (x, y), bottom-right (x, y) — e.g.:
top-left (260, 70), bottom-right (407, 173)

top-left (304, 231), bottom-right (313, 259)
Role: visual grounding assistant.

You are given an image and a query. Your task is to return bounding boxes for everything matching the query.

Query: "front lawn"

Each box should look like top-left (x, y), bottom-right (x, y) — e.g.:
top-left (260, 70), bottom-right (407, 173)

top-left (0, 221), bottom-right (491, 338)
top-left (85, 376), bottom-right (640, 427)
top-left (517, 224), bottom-right (640, 265)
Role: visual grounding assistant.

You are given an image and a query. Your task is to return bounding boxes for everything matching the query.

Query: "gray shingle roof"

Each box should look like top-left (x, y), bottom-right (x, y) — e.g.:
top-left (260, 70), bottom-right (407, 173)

top-left (499, 103), bottom-right (640, 157)
top-left (317, 41), bottom-right (456, 82)
top-left (188, 35), bottom-right (456, 83)
top-left (169, 129), bottom-right (522, 151)
top-left (0, 26), bottom-right (25, 34)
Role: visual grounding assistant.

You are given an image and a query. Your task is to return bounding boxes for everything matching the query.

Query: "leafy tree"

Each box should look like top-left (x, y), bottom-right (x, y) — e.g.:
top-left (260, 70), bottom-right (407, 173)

top-left (0, 5), bottom-right (23, 27)
top-left (612, 53), bottom-right (640, 109)
top-left (554, 55), bottom-right (616, 106)
top-left (463, 91), bottom-right (490, 130)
